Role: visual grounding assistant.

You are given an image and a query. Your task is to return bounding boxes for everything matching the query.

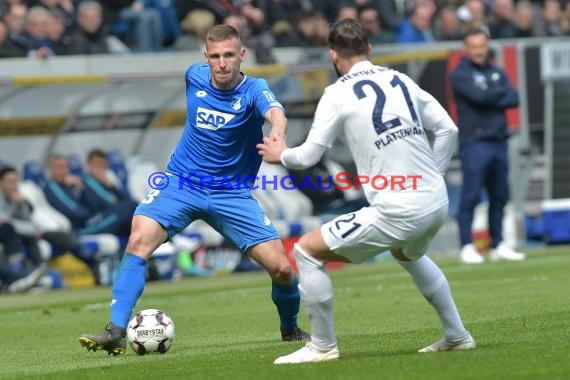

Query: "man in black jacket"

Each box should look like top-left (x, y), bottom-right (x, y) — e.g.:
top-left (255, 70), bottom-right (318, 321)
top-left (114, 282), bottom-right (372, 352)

top-left (67, 1), bottom-right (110, 55)
top-left (450, 26), bottom-right (525, 264)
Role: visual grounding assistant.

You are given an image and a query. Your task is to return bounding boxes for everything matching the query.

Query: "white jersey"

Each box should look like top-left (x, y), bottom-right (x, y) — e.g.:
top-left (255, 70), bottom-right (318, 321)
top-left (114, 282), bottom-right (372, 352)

top-left (305, 60), bottom-right (457, 219)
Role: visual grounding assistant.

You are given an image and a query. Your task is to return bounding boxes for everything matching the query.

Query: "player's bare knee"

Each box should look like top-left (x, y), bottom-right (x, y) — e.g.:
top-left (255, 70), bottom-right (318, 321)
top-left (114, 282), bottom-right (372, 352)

top-left (269, 263), bottom-right (293, 284)
top-left (126, 231), bottom-right (155, 259)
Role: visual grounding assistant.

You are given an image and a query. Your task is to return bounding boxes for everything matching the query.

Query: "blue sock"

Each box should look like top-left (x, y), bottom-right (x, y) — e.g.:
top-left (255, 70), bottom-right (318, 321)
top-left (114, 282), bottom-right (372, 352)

top-left (111, 254), bottom-right (147, 328)
top-left (271, 276), bottom-right (300, 330)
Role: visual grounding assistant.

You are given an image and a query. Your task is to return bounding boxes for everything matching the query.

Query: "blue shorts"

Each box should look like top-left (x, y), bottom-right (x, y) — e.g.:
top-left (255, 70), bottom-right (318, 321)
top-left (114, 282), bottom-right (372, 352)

top-left (134, 174), bottom-right (279, 253)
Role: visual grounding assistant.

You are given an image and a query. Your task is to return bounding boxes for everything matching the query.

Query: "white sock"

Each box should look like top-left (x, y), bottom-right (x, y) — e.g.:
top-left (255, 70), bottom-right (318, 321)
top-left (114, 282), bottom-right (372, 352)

top-left (396, 255), bottom-right (468, 341)
top-left (293, 243), bottom-right (337, 351)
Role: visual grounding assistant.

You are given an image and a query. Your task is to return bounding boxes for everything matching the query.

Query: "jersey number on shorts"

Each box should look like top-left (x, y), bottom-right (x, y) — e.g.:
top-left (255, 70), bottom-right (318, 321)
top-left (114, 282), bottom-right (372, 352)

top-left (331, 213), bottom-right (362, 239)
top-left (353, 75), bottom-right (419, 134)
top-left (141, 189), bottom-right (160, 204)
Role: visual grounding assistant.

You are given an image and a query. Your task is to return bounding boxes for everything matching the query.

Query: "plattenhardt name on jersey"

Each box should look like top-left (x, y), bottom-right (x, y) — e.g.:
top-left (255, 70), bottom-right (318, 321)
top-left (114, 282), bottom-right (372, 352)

top-left (375, 126), bottom-right (424, 150)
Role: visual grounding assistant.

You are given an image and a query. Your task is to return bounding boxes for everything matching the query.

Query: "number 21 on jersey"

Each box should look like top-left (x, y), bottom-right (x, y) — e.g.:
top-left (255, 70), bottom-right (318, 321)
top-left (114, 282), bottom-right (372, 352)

top-left (353, 74), bottom-right (419, 135)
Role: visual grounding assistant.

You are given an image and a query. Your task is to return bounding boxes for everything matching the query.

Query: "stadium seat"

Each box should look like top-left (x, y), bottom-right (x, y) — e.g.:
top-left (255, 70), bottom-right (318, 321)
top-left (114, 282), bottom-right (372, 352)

top-left (67, 153), bottom-right (85, 177)
top-left (107, 149), bottom-right (129, 188)
top-left (80, 234), bottom-right (121, 286)
top-left (125, 154), bottom-right (158, 201)
top-left (22, 160), bottom-right (48, 189)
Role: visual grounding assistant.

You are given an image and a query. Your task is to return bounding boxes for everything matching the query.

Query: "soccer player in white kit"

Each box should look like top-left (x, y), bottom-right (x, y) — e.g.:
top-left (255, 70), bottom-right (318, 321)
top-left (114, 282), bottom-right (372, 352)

top-left (257, 18), bottom-right (476, 364)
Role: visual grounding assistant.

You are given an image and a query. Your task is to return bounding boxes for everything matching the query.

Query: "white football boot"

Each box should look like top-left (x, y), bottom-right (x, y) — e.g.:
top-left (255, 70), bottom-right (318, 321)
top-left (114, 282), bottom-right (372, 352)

top-left (274, 343), bottom-right (340, 364)
top-left (489, 243), bottom-right (526, 262)
top-left (459, 244), bottom-right (485, 264)
top-left (418, 334), bottom-right (476, 353)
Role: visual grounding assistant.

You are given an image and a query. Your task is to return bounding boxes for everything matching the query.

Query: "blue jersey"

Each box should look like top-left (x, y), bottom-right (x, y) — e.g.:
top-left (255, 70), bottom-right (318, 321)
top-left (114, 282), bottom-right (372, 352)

top-left (166, 63), bottom-right (284, 185)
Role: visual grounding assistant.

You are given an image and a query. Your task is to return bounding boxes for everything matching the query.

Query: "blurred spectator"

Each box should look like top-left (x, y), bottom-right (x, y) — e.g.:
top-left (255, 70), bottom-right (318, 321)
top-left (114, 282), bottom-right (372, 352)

top-left (83, 149), bottom-right (137, 213)
top-left (395, 2), bottom-right (435, 43)
top-left (66, 1), bottom-right (111, 55)
top-left (24, 6), bottom-right (55, 58)
top-left (0, 20), bottom-right (8, 57)
top-left (2, 3), bottom-right (28, 57)
top-left (489, 0), bottom-right (517, 39)
top-left (48, 8), bottom-right (71, 55)
top-left (376, 0), bottom-right (402, 31)
top-left (2, 0), bottom-right (570, 61)
top-left (457, 0), bottom-right (489, 34)
top-left (32, 0), bottom-right (73, 30)
top-left (514, 0), bottom-right (537, 38)
top-left (224, 13), bottom-right (276, 64)
top-left (82, 149), bottom-right (137, 235)
top-left (271, 19), bottom-right (298, 47)
top-left (434, 5), bottom-right (464, 41)
top-left (270, 0), bottom-right (316, 24)
top-left (0, 221), bottom-right (47, 293)
top-left (172, 8), bottom-right (214, 52)
top-left (0, 166), bottom-right (47, 270)
top-left (357, 4), bottom-right (394, 44)
top-left (3, 2), bottom-right (26, 34)
top-left (273, 11), bottom-right (326, 47)
top-left (44, 154), bottom-right (90, 231)
top-left (563, 1), bottom-right (570, 36)
top-left (335, 4), bottom-right (357, 21)
top-left (536, 0), bottom-right (566, 37)
top-left (98, 0), bottom-right (163, 52)
top-left (239, 0), bottom-right (266, 35)
top-left (44, 154), bottom-right (133, 238)
top-left (311, 0), bottom-right (346, 23)
top-left (297, 11), bottom-right (328, 47)
top-left (148, 0), bottom-right (180, 47)
top-left (0, 166), bottom-right (99, 282)
top-left (176, 0), bottom-right (229, 25)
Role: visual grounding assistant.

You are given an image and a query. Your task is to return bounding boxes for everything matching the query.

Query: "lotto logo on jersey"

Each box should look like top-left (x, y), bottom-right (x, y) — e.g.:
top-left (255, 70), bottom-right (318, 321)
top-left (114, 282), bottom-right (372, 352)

top-left (262, 90), bottom-right (280, 107)
top-left (196, 107), bottom-right (236, 130)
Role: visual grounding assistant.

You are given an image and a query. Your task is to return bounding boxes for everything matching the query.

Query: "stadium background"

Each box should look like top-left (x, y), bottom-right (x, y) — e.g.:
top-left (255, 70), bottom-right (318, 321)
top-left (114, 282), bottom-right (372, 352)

top-left (1, 0), bottom-right (570, 290)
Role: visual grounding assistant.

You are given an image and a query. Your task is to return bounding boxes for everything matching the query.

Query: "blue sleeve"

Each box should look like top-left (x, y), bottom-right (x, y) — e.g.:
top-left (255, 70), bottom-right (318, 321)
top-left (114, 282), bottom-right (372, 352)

top-left (44, 181), bottom-right (92, 225)
top-left (185, 66), bottom-right (193, 92)
top-left (252, 79), bottom-right (284, 117)
top-left (450, 67), bottom-right (509, 106)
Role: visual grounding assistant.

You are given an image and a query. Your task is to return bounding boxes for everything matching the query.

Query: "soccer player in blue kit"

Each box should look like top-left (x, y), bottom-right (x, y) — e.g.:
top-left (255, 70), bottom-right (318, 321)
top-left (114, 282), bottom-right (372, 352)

top-left (79, 25), bottom-right (309, 355)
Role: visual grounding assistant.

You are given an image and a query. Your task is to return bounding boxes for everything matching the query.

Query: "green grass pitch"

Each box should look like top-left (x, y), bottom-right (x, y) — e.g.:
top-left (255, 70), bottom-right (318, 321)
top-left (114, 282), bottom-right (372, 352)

top-left (1, 246), bottom-right (569, 380)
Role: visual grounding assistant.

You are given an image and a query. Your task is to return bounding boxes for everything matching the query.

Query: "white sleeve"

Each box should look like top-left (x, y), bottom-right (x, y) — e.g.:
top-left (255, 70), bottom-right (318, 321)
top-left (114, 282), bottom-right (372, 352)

top-left (426, 113), bottom-right (458, 175)
top-left (417, 87), bottom-right (458, 174)
top-left (280, 142), bottom-right (327, 170)
top-left (305, 86), bottom-right (343, 148)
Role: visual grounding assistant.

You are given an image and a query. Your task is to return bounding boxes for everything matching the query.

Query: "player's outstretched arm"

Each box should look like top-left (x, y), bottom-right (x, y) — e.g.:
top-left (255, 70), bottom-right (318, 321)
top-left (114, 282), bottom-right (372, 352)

top-left (257, 138), bottom-right (327, 170)
top-left (265, 107), bottom-right (287, 142)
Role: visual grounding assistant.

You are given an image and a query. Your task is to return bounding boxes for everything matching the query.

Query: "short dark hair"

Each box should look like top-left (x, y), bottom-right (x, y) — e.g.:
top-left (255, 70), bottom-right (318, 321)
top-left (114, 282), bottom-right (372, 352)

top-left (463, 25), bottom-right (489, 41)
top-left (328, 18), bottom-right (369, 58)
top-left (206, 24), bottom-right (240, 43)
top-left (87, 149), bottom-right (107, 161)
top-left (0, 166), bottom-right (16, 180)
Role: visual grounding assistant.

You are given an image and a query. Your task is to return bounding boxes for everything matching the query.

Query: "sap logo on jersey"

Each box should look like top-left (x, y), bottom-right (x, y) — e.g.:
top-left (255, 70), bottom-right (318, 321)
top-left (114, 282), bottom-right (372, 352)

top-left (196, 107), bottom-right (236, 130)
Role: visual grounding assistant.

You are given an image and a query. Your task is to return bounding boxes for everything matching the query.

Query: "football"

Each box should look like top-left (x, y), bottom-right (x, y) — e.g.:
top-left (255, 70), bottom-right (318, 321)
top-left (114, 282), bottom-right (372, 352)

top-left (127, 309), bottom-right (175, 355)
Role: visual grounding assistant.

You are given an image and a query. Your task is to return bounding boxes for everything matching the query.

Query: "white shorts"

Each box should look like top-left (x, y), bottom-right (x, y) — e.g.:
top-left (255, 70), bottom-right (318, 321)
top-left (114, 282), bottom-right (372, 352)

top-left (321, 203), bottom-right (448, 263)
